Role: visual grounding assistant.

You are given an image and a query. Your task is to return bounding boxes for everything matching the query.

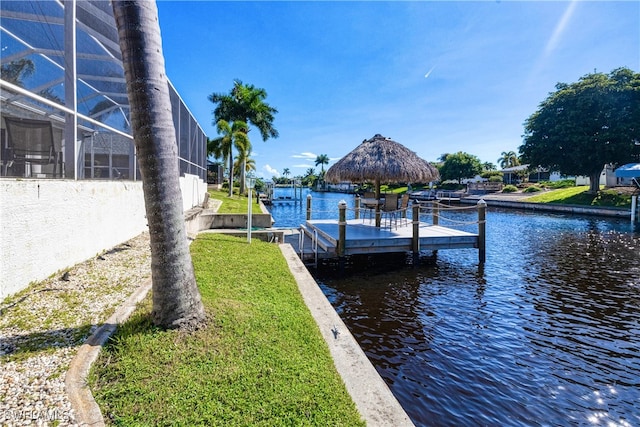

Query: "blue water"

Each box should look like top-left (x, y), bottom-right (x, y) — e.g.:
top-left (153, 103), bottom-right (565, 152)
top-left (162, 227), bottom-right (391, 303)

top-left (268, 190), bottom-right (640, 426)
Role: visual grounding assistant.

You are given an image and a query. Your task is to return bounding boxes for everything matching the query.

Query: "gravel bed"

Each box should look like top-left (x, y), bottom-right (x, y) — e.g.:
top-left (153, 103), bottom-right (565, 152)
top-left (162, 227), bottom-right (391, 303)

top-left (0, 232), bottom-right (151, 426)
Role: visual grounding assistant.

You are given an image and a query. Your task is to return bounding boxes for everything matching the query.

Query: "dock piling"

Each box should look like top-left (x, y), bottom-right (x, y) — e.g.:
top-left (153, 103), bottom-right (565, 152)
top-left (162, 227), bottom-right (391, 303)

top-left (432, 202), bottom-right (439, 226)
top-left (338, 201), bottom-right (347, 270)
top-left (478, 199), bottom-right (486, 263)
top-left (306, 194), bottom-right (312, 221)
top-left (412, 204), bottom-right (420, 265)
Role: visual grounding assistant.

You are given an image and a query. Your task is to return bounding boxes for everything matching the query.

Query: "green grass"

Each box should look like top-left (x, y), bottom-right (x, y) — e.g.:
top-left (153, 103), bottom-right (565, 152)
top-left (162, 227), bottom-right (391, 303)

top-left (90, 234), bottom-right (365, 426)
top-left (208, 189), bottom-right (261, 214)
top-left (524, 186), bottom-right (632, 207)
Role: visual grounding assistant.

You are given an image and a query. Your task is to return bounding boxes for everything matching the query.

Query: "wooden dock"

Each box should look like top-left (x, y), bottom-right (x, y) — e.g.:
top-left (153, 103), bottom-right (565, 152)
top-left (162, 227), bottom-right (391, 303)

top-left (297, 218), bottom-right (480, 259)
top-left (289, 198), bottom-right (487, 265)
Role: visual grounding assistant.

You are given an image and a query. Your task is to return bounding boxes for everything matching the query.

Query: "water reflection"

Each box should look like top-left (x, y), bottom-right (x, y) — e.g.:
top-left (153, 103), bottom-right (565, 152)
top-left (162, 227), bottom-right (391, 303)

top-left (299, 202), bottom-right (640, 427)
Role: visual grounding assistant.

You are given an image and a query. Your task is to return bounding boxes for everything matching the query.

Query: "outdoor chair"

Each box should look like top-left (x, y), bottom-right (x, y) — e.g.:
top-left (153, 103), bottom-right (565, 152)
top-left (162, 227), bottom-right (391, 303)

top-left (361, 191), bottom-right (377, 223)
top-left (3, 117), bottom-right (59, 177)
top-left (381, 193), bottom-right (399, 229)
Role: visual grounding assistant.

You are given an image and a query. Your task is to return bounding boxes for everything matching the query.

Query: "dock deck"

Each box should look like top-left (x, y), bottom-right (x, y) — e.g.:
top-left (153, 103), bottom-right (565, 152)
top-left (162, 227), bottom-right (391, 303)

top-left (296, 218), bottom-right (479, 260)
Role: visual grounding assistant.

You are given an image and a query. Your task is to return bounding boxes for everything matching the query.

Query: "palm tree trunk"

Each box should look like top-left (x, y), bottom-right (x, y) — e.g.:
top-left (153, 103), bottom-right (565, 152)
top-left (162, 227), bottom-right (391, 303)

top-left (240, 159), bottom-right (247, 195)
top-left (228, 150), bottom-right (234, 197)
top-left (589, 171), bottom-right (601, 194)
top-left (112, 0), bottom-right (205, 330)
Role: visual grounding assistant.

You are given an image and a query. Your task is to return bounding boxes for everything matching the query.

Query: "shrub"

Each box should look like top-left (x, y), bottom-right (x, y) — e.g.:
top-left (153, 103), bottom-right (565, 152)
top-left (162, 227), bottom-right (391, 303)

top-left (592, 189), bottom-right (632, 207)
top-left (523, 186), bottom-right (542, 193)
top-left (480, 171), bottom-right (503, 180)
top-left (502, 185), bottom-right (518, 193)
top-left (488, 175), bottom-right (503, 182)
top-left (438, 182), bottom-right (464, 190)
top-left (540, 179), bottom-right (576, 189)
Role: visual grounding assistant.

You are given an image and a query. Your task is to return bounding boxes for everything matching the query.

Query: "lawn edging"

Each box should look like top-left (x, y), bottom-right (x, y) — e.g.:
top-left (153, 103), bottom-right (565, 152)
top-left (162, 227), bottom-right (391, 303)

top-left (279, 243), bottom-right (415, 426)
top-left (65, 279), bottom-right (152, 426)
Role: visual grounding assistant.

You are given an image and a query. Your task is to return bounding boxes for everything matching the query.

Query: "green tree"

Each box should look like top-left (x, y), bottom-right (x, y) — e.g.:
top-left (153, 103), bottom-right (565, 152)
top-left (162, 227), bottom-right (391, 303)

top-left (520, 67), bottom-right (640, 193)
top-left (282, 168), bottom-right (290, 183)
top-left (234, 148), bottom-right (256, 181)
top-left (438, 151), bottom-right (483, 183)
top-left (112, 0), bottom-right (205, 330)
top-left (0, 58), bottom-right (35, 86)
top-left (210, 119), bottom-right (250, 196)
top-left (497, 151), bottom-right (520, 169)
top-left (302, 167), bottom-right (316, 186)
top-left (482, 162), bottom-right (497, 171)
top-left (315, 154), bottom-right (330, 174)
top-left (208, 81), bottom-right (278, 189)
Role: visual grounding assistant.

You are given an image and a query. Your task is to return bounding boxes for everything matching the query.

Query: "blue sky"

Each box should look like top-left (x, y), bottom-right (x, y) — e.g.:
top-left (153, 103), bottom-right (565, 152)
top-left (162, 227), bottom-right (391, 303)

top-left (157, 1), bottom-right (640, 179)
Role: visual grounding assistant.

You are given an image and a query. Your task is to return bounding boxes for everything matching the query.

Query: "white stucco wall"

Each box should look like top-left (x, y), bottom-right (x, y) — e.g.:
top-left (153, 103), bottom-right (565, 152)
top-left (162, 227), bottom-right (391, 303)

top-left (1, 175), bottom-right (207, 299)
top-left (180, 173), bottom-right (206, 211)
top-left (1, 180), bottom-right (147, 299)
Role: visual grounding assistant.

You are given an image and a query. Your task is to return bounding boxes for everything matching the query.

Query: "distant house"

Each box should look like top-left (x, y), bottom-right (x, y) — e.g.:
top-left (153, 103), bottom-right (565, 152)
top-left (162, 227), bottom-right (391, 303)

top-left (501, 164), bottom-right (617, 187)
top-left (614, 163), bottom-right (640, 186)
top-left (500, 165), bottom-right (556, 184)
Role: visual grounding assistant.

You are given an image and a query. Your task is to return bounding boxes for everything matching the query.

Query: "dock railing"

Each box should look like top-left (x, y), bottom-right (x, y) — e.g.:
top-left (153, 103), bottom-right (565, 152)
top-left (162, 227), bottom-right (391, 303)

top-left (301, 195), bottom-right (487, 263)
top-left (417, 200), bottom-right (486, 262)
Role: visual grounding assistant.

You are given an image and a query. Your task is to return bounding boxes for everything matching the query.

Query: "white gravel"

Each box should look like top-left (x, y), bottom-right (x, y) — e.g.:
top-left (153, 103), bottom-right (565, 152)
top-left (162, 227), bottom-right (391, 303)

top-left (0, 232), bottom-right (152, 426)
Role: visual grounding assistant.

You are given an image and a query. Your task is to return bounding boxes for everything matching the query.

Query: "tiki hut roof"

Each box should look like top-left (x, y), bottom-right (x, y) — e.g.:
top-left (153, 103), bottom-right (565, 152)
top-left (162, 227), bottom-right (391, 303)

top-left (325, 134), bottom-right (439, 184)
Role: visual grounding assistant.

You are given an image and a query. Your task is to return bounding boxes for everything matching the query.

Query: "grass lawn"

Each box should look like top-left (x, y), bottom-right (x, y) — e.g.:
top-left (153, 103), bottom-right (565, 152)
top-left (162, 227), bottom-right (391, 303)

top-left (208, 189), bottom-right (262, 214)
top-left (524, 186), bottom-right (632, 208)
top-left (89, 234), bottom-right (364, 426)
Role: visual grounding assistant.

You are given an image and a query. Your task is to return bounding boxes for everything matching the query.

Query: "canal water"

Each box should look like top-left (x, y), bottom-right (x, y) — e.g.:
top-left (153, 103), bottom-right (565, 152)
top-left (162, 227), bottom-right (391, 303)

top-left (267, 189), bottom-right (640, 426)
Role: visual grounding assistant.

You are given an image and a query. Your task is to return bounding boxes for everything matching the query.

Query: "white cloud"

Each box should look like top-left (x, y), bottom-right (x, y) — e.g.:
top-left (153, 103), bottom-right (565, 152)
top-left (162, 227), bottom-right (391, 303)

top-left (291, 152), bottom-right (317, 160)
top-left (263, 164), bottom-right (280, 178)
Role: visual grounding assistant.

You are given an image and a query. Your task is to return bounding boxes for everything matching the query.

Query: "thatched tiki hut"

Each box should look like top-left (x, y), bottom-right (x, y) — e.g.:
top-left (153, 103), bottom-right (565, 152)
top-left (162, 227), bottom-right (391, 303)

top-left (324, 134), bottom-right (439, 199)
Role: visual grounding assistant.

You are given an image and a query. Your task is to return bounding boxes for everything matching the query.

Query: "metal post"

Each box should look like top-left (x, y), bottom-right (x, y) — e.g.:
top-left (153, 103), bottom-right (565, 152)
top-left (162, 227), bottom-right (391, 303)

top-left (412, 204), bottom-right (420, 265)
top-left (247, 187), bottom-right (252, 243)
top-left (632, 195), bottom-right (637, 223)
top-left (338, 200), bottom-right (347, 272)
top-left (338, 201), bottom-right (347, 258)
top-left (432, 201), bottom-right (439, 226)
top-left (355, 197), bottom-right (361, 220)
top-left (477, 199), bottom-right (486, 263)
top-left (247, 177), bottom-right (255, 243)
top-left (64, 0), bottom-right (78, 179)
top-left (306, 194), bottom-right (312, 221)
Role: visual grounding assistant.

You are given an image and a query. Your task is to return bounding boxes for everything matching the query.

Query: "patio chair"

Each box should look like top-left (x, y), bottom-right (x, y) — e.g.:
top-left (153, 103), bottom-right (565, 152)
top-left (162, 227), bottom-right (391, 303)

top-left (361, 191), bottom-right (377, 223)
top-left (4, 117), bottom-right (58, 177)
top-left (381, 193), bottom-right (399, 229)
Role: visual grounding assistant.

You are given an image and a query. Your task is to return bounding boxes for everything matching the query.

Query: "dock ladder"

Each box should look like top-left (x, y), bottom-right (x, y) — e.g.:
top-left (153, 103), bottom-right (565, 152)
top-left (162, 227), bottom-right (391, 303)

top-left (298, 224), bottom-right (318, 268)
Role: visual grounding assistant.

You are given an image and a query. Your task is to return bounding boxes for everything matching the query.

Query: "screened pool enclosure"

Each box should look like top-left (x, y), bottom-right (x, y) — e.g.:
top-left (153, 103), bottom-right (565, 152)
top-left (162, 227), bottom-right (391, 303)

top-left (0, 1), bottom-right (207, 180)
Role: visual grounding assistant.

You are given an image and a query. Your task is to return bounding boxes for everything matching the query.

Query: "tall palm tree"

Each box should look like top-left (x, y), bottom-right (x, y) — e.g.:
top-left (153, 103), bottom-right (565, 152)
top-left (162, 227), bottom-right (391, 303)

top-left (112, 0), bottom-right (205, 330)
top-left (208, 80), bottom-right (278, 144)
top-left (498, 151), bottom-right (520, 169)
top-left (315, 154), bottom-right (330, 174)
top-left (209, 81), bottom-right (277, 193)
top-left (207, 136), bottom-right (228, 164)
top-left (483, 162), bottom-right (496, 171)
top-left (211, 119), bottom-right (249, 196)
top-left (234, 150), bottom-right (256, 177)
top-left (305, 167), bottom-right (316, 178)
top-left (234, 146), bottom-right (255, 192)
top-left (282, 168), bottom-right (290, 183)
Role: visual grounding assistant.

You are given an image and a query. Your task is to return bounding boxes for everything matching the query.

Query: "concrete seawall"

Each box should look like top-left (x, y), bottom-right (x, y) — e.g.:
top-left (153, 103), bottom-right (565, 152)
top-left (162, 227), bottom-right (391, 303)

top-left (460, 196), bottom-right (631, 219)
